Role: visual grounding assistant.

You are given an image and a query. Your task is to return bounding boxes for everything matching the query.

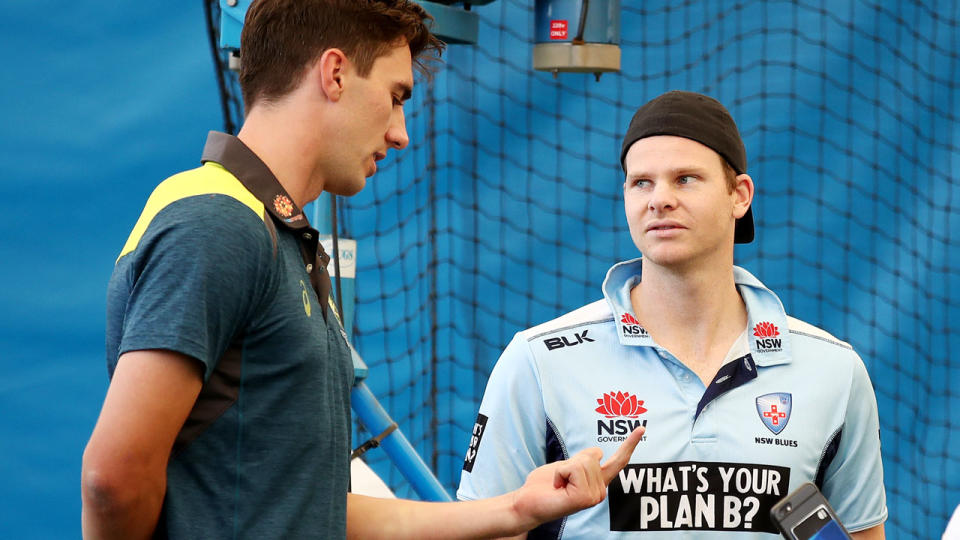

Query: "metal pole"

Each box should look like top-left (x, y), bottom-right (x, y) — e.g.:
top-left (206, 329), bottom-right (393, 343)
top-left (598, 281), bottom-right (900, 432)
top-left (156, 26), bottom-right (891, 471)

top-left (350, 381), bottom-right (453, 502)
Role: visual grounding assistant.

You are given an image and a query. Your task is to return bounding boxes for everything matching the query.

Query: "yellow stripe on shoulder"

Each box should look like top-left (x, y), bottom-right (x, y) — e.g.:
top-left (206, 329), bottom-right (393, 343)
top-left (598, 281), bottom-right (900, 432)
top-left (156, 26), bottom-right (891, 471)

top-left (117, 162), bottom-right (265, 261)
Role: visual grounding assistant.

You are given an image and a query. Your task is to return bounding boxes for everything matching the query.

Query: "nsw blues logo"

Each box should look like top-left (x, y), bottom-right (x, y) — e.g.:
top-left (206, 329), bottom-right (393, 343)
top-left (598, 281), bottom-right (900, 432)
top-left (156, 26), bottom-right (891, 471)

top-left (756, 393), bottom-right (792, 435)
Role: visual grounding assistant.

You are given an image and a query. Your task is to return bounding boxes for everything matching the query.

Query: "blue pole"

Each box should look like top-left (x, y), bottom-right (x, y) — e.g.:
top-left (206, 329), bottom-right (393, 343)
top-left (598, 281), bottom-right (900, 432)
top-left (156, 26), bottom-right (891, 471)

top-left (350, 381), bottom-right (453, 502)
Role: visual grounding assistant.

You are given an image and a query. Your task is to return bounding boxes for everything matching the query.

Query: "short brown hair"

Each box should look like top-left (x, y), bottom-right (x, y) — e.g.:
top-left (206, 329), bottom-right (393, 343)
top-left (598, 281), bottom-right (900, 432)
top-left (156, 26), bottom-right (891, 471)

top-left (239, 0), bottom-right (445, 111)
top-left (721, 158), bottom-right (738, 193)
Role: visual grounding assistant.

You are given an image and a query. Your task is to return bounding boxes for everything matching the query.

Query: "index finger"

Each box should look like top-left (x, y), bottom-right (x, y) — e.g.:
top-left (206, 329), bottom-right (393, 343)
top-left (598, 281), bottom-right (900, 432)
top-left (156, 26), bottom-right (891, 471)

top-left (599, 425), bottom-right (644, 484)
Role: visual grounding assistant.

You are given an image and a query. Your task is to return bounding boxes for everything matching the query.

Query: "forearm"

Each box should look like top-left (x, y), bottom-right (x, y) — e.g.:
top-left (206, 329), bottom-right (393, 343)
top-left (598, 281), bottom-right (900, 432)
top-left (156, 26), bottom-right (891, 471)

top-left (346, 493), bottom-right (532, 540)
top-left (351, 426), bottom-right (642, 538)
top-left (81, 349), bottom-right (203, 539)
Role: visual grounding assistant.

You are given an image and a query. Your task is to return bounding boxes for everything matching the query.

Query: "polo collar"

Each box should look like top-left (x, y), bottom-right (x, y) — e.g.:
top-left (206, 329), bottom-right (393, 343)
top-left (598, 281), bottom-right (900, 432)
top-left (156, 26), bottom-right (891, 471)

top-left (200, 131), bottom-right (310, 229)
top-left (601, 258), bottom-right (792, 366)
top-left (200, 131), bottom-right (334, 321)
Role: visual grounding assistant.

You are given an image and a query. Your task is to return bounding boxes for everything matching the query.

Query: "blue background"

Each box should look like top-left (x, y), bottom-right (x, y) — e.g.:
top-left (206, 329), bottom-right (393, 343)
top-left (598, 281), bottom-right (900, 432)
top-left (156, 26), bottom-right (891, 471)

top-left (0, 3), bottom-right (221, 536)
top-left (1, 1), bottom-right (957, 538)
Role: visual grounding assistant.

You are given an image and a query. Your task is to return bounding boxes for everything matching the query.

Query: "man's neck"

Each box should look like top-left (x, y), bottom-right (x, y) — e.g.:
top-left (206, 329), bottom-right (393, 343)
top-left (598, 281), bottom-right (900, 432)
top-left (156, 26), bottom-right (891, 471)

top-left (630, 258), bottom-right (748, 384)
top-left (236, 104), bottom-right (325, 209)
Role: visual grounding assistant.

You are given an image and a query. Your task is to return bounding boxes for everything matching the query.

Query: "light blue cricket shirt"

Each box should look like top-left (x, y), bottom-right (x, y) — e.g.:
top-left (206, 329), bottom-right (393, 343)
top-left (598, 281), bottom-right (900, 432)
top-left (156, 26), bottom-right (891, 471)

top-left (458, 259), bottom-right (886, 539)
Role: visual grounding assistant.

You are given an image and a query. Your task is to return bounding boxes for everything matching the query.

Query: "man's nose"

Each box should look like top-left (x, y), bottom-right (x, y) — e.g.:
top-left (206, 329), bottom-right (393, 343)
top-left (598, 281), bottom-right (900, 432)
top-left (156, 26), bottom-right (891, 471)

top-left (387, 108), bottom-right (409, 150)
top-left (648, 181), bottom-right (677, 212)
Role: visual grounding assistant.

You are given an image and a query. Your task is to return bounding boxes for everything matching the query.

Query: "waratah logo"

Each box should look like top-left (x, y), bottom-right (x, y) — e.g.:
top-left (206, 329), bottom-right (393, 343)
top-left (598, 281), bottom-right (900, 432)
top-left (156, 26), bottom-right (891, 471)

top-left (620, 313), bottom-right (641, 325)
top-left (595, 391), bottom-right (647, 418)
top-left (753, 321), bottom-right (779, 338)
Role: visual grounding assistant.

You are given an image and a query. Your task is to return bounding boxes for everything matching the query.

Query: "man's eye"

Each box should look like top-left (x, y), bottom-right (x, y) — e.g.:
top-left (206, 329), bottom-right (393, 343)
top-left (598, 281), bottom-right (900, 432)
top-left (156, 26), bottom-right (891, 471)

top-left (678, 175), bottom-right (696, 184)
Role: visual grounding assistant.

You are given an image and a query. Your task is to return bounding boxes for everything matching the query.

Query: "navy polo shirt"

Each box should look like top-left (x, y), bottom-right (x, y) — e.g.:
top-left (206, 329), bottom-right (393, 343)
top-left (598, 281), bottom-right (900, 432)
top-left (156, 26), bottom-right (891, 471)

top-left (106, 132), bottom-right (353, 539)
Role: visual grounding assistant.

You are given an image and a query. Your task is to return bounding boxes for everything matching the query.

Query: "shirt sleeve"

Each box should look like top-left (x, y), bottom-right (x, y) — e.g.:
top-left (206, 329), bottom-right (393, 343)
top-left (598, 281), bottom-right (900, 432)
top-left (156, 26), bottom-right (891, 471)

top-left (114, 195), bottom-right (273, 381)
top-left (821, 351), bottom-right (888, 531)
top-left (457, 333), bottom-right (547, 501)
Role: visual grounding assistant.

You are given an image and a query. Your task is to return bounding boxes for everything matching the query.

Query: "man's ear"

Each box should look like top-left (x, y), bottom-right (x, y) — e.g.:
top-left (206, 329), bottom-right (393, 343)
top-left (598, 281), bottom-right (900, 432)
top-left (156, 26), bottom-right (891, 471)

top-left (732, 173), bottom-right (754, 219)
top-left (316, 48), bottom-right (348, 102)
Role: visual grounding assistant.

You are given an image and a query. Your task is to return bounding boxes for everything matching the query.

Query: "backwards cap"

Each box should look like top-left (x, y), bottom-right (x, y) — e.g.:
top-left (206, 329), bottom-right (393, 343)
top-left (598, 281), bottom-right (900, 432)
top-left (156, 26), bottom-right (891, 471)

top-left (619, 90), bottom-right (754, 244)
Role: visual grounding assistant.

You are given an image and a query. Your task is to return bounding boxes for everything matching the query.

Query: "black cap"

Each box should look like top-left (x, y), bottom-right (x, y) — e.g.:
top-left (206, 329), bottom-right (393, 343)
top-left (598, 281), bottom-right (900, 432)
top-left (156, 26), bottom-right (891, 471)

top-left (620, 90), bottom-right (754, 244)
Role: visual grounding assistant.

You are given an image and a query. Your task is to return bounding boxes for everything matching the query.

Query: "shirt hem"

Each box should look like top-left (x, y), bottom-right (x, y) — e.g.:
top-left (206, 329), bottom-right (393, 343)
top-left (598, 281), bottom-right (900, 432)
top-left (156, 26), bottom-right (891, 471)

top-left (844, 509), bottom-right (888, 532)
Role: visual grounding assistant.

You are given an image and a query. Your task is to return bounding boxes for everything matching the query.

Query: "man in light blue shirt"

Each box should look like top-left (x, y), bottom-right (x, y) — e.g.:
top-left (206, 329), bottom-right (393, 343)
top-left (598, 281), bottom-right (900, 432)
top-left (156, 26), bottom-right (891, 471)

top-left (458, 91), bottom-right (887, 539)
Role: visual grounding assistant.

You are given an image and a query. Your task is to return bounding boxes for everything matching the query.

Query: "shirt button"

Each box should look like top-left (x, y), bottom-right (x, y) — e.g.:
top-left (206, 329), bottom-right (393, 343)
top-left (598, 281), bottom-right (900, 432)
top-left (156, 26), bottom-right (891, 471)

top-left (306, 264), bottom-right (313, 272)
top-left (303, 232), bottom-right (313, 240)
top-left (682, 373), bottom-right (690, 382)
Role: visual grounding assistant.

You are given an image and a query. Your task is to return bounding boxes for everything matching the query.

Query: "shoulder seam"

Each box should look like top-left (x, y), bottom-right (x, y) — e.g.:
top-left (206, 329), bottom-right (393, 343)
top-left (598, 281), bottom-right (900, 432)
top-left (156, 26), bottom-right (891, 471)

top-left (788, 329), bottom-right (853, 350)
top-left (526, 317), bottom-right (614, 342)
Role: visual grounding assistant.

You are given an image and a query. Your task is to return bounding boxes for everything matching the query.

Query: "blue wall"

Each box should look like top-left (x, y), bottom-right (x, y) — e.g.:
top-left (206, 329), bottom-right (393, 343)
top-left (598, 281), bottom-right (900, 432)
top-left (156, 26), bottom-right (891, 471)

top-left (1, 3), bottom-right (220, 537)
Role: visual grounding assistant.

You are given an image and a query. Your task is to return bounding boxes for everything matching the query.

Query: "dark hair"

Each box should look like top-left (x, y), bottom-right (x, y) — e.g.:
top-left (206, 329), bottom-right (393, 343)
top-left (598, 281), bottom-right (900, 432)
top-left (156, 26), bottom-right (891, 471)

top-left (239, 0), bottom-right (445, 112)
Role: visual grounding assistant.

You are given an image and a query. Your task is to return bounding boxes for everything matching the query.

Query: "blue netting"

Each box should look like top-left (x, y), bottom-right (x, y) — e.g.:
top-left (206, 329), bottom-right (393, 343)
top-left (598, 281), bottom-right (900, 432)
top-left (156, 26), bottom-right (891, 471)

top-left (340, 2), bottom-right (959, 538)
top-left (210, 1), bottom-right (958, 537)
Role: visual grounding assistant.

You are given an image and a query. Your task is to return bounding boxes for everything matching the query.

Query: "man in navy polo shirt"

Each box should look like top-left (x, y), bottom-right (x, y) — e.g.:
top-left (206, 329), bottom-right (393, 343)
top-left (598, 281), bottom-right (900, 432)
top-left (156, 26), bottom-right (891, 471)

top-left (458, 91), bottom-right (887, 539)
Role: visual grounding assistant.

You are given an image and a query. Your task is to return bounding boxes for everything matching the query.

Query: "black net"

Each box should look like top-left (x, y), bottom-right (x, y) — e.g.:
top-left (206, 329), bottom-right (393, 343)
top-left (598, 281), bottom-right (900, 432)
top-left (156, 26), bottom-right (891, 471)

top-left (210, 1), bottom-right (959, 537)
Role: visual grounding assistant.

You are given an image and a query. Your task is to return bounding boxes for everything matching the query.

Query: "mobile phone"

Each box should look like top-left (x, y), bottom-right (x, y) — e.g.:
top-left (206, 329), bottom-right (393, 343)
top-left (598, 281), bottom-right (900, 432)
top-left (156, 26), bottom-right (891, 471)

top-left (770, 482), bottom-right (852, 540)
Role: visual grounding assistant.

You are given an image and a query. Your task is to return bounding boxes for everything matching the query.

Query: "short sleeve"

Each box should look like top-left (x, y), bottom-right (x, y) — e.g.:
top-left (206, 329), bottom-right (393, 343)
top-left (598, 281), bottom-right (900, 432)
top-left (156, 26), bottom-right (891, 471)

top-left (457, 333), bottom-right (547, 500)
top-left (112, 195), bottom-right (273, 380)
top-left (821, 352), bottom-right (888, 531)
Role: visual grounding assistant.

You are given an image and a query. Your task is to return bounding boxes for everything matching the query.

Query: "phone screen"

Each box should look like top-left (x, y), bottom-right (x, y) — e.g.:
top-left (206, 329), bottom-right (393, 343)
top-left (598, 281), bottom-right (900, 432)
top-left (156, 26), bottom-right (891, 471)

top-left (791, 505), bottom-right (849, 540)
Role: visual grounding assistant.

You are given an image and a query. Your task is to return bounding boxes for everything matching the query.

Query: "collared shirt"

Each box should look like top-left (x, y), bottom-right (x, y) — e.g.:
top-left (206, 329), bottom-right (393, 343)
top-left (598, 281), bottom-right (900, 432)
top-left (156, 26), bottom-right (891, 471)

top-left (458, 258), bottom-right (886, 539)
top-left (199, 130), bottom-right (335, 318)
top-left (106, 131), bottom-right (353, 539)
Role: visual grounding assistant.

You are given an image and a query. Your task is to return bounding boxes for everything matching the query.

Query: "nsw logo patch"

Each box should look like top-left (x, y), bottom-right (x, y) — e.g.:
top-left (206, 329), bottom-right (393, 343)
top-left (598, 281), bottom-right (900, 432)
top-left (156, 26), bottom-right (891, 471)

top-left (596, 391), bottom-right (647, 418)
top-left (755, 393), bottom-right (791, 435)
top-left (752, 321), bottom-right (783, 353)
top-left (620, 313), bottom-right (649, 339)
top-left (596, 391), bottom-right (648, 443)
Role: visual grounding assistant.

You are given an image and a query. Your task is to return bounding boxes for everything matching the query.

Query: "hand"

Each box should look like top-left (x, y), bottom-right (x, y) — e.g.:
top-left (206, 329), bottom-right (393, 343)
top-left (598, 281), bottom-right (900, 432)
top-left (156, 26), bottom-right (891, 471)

top-left (510, 426), bottom-right (644, 530)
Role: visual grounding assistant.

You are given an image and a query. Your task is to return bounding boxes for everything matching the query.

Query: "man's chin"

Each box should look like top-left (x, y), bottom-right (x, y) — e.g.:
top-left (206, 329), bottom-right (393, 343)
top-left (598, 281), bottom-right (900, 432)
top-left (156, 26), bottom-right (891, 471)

top-left (343, 179), bottom-right (367, 196)
top-left (637, 245), bottom-right (693, 268)
top-left (328, 177), bottom-right (367, 197)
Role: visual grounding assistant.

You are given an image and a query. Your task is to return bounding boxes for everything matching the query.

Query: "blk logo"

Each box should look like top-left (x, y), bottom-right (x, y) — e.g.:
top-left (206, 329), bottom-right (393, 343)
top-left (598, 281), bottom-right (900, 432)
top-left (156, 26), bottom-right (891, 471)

top-left (756, 393), bottom-right (792, 435)
top-left (620, 313), bottom-right (648, 338)
top-left (753, 321), bottom-right (782, 352)
top-left (544, 330), bottom-right (595, 350)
